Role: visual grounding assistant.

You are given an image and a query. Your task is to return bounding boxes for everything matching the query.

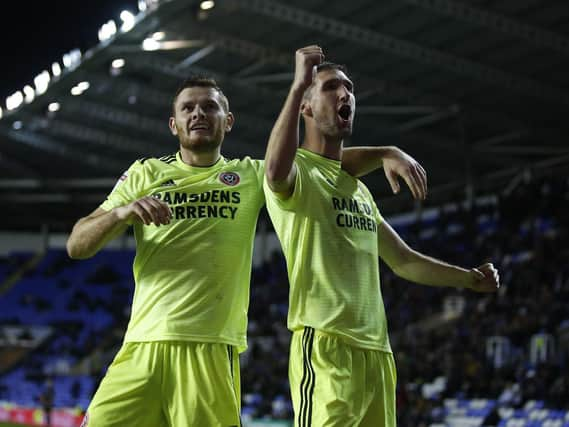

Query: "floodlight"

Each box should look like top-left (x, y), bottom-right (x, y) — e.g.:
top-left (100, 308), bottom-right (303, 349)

top-left (77, 81), bottom-right (90, 91)
top-left (142, 38), bottom-right (160, 51)
top-left (52, 62), bottom-right (62, 77)
top-left (48, 102), bottom-right (60, 112)
top-left (120, 10), bottom-right (136, 32)
top-left (23, 85), bottom-right (35, 104)
top-left (200, 1), bottom-right (215, 10)
top-left (62, 49), bottom-right (82, 69)
top-left (112, 58), bottom-right (126, 69)
top-left (34, 71), bottom-right (50, 96)
top-left (6, 91), bottom-right (23, 111)
top-left (98, 20), bottom-right (117, 42)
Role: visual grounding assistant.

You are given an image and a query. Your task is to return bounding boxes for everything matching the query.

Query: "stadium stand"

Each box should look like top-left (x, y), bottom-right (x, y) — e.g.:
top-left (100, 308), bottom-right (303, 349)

top-left (0, 174), bottom-right (567, 426)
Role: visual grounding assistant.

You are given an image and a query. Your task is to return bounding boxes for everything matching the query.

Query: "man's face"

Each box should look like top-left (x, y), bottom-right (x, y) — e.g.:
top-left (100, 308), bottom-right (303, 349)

top-left (169, 86), bottom-right (233, 152)
top-left (305, 68), bottom-right (355, 138)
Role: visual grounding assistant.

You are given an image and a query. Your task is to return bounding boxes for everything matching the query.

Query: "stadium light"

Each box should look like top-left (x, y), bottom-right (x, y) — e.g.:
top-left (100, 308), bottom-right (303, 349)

top-left (12, 120), bottom-right (23, 130)
top-left (120, 10), bottom-right (136, 32)
top-left (152, 31), bottom-right (166, 41)
top-left (6, 91), bottom-right (24, 111)
top-left (200, 1), bottom-right (215, 10)
top-left (34, 71), bottom-right (50, 96)
top-left (48, 102), bottom-right (60, 112)
top-left (62, 49), bottom-right (82, 69)
top-left (23, 85), bottom-right (35, 104)
top-left (77, 81), bottom-right (90, 91)
top-left (142, 38), bottom-right (160, 51)
top-left (52, 62), bottom-right (62, 77)
top-left (98, 20), bottom-right (117, 42)
top-left (111, 58), bottom-right (126, 69)
top-left (70, 81), bottom-right (90, 96)
top-left (138, 0), bottom-right (147, 12)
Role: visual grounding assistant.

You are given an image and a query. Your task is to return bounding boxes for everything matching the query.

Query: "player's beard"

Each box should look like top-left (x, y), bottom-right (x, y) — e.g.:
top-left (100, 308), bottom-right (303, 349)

top-left (317, 116), bottom-right (353, 140)
top-left (177, 124), bottom-right (223, 153)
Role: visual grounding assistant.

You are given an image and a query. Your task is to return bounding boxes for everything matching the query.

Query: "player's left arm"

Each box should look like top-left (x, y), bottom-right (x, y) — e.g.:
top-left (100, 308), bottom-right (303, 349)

top-left (377, 219), bottom-right (500, 292)
top-left (341, 146), bottom-right (427, 200)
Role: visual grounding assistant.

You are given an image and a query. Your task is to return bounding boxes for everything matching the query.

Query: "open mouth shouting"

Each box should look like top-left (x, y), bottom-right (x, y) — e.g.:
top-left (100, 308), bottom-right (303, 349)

top-left (337, 104), bottom-right (352, 127)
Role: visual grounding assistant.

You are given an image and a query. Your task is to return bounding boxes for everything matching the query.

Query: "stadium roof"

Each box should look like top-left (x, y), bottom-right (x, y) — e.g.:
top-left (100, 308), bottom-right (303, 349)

top-left (1, 0), bottom-right (568, 231)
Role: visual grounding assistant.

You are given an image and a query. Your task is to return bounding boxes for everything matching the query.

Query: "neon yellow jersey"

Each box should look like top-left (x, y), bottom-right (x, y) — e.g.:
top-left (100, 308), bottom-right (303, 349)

top-left (264, 148), bottom-right (391, 352)
top-left (100, 152), bottom-right (265, 352)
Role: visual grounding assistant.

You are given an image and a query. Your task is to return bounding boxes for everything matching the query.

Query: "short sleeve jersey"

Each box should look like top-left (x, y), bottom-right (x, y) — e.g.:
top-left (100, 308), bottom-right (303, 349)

top-left (264, 148), bottom-right (391, 352)
top-left (100, 152), bottom-right (265, 352)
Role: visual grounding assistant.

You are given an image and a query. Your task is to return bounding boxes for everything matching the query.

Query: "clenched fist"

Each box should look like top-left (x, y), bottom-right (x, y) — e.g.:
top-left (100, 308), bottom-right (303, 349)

top-left (115, 196), bottom-right (172, 226)
top-left (292, 45), bottom-right (324, 92)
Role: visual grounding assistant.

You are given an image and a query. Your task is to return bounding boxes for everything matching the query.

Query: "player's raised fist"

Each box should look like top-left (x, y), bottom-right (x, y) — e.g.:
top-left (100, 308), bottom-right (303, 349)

top-left (293, 45), bottom-right (324, 92)
top-left (468, 262), bottom-right (500, 293)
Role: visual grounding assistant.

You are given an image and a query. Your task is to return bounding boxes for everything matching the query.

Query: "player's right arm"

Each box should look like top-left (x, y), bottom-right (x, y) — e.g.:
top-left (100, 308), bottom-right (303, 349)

top-left (264, 45), bottom-right (324, 199)
top-left (66, 196), bottom-right (171, 259)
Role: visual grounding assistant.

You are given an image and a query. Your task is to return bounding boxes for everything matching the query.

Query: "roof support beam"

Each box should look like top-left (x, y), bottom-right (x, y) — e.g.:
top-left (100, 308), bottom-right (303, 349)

top-left (473, 130), bottom-right (528, 148)
top-left (44, 118), bottom-right (162, 155)
top-left (176, 44), bottom-right (217, 70)
top-left (0, 178), bottom-right (116, 189)
top-left (402, 0), bottom-right (569, 56)
top-left (229, 0), bottom-right (569, 105)
top-left (186, 25), bottom-right (442, 103)
top-left (183, 24), bottom-right (558, 138)
top-left (0, 127), bottom-right (122, 172)
top-left (82, 73), bottom-right (274, 154)
top-left (242, 72), bottom-right (295, 84)
top-left (64, 98), bottom-right (170, 138)
top-left (393, 106), bottom-right (459, 133)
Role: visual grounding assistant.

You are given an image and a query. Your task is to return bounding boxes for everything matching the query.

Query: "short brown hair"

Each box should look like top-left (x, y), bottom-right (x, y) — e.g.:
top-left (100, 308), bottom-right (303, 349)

top-left (303, 62), bottom-right (351, 100)
top-left (172, 75), bottom-right (229, 115)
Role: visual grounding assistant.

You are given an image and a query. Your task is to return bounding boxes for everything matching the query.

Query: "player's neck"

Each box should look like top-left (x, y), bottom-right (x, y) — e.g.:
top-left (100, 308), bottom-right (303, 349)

top-left (302, 126), bottom-right (343, 161)
top-left (179, 147), bottom-right (221, 167)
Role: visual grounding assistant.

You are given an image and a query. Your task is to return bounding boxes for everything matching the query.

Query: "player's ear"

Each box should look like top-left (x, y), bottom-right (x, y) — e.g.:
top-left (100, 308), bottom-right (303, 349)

top-left (301, 100), bottom-right (313, 118)
top-left (225, 112), bottom-right (234, 132)
top-left (168, 117), bottom-right (178, 136)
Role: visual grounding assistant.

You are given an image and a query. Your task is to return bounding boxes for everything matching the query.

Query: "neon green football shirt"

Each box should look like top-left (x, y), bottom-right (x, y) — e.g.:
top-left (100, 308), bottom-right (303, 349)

top-left (264, 148), bottom-right (392, 352)
top-left (100, 152), bottom-right (265, 352)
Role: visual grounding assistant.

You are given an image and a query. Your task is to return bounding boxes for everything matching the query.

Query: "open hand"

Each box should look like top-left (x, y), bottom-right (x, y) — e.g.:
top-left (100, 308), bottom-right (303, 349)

top-left (383, 147), bottom-right (427, 200)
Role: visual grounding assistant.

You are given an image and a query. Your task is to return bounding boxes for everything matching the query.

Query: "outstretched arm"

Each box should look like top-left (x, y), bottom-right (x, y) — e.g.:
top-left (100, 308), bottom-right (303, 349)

top-left (265, 45), bottom-right (323, 198)
top-left (377, 219), bottom-right (499, 292)
top-left (341, 146), bottom-right (427, 200)
top-left (66, 196), bottom-right (171, 259)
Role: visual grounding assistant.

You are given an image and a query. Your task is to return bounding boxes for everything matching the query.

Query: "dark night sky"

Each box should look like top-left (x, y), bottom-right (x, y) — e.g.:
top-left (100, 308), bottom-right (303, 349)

top-left (0, 0), bottom-right (139, 100)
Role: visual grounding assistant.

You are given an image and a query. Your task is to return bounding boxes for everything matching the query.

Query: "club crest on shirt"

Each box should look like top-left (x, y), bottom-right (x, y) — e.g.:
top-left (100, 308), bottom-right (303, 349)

top-left (219, 172), bottom-right (240, 186)
top-left (111, 171), bottom-right (128, 192)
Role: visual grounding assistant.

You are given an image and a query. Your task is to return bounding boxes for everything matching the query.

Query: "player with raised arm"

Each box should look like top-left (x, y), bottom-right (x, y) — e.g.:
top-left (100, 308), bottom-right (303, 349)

top-left (67, 75), bottom-right (428, 427)
top-left (264, 46), bottom-right (500, 427)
